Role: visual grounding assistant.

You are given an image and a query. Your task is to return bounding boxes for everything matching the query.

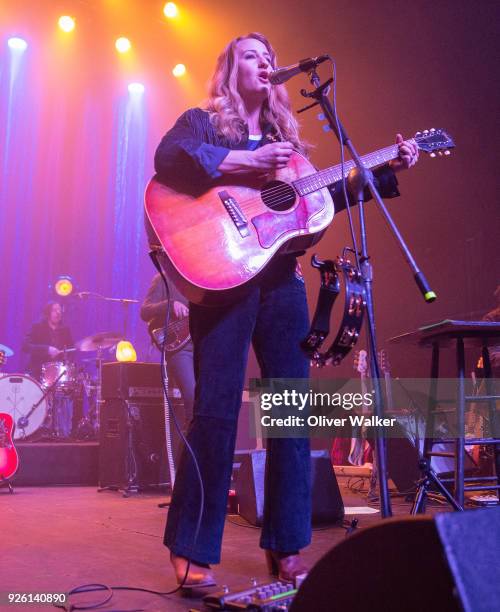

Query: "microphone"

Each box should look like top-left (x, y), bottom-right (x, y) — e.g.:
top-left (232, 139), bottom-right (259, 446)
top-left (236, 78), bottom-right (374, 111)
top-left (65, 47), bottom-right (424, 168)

top-left (269, 54), bottom-right (329, 85)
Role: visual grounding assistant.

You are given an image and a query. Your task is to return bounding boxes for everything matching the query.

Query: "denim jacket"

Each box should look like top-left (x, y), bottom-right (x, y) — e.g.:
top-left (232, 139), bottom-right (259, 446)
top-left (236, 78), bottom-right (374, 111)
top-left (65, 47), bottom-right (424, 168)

top-left (154, 107), bottom-right (400, 210)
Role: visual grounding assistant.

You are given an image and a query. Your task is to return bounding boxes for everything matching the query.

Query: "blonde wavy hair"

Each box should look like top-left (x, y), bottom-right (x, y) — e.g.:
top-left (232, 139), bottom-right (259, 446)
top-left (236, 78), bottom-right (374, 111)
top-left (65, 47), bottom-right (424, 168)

top-left (204, 33), bottom-right (307, 155)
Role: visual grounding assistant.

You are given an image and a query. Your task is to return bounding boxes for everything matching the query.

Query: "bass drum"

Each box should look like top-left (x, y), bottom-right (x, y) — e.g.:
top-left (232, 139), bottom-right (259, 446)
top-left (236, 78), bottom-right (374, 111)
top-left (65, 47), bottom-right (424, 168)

top-left (0, 374), bottom-right (48, 440)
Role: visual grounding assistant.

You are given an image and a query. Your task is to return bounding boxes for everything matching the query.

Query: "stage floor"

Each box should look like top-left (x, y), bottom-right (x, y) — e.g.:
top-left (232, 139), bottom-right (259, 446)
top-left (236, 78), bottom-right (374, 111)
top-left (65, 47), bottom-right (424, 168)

top-left (3, 479), bottom-right (447, 611)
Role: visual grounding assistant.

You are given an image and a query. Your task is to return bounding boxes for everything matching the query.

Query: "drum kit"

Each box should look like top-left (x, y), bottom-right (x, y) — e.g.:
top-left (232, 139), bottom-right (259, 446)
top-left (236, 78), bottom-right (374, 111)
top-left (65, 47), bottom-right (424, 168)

top-left (0, 333), bottom-right (122, 441)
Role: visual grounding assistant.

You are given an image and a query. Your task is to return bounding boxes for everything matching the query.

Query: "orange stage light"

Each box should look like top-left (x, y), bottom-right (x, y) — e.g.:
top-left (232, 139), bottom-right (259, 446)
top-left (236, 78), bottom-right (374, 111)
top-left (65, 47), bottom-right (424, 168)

top-left (115, 37), bottom-right (131, 53)
top-left (58, 16), bottom-right (75, 33)
top-left (172, 63), bottom-right (186, 77)
top-left (163, 2), bottom-right (179, 19)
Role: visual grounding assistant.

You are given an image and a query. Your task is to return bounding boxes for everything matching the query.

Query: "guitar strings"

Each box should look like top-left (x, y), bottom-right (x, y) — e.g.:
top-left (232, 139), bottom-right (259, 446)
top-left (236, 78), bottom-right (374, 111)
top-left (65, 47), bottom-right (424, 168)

top-left (236, 145), bottom-right (401, 209)
top-left (165, 319), bottom-right (189, 331)
top-left (229, 142), bottom-right (402, 212)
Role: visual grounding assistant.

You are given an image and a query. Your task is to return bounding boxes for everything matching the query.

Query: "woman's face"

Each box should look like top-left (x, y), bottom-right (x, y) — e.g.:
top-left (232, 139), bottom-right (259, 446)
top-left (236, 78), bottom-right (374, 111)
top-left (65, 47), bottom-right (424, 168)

top-left (235, 38), bottom-right (273, 103)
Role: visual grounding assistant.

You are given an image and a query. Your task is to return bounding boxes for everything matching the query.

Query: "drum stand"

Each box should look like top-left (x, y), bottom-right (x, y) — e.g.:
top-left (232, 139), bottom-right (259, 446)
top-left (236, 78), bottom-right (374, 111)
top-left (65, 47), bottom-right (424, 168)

top-left (76, 348), bottom-right (104, 439)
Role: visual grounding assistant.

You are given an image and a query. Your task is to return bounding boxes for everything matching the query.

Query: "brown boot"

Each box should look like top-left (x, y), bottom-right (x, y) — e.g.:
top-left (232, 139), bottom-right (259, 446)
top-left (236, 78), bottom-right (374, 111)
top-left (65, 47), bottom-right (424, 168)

top-left (264, 550), bottom-right (309, 583)
top-left (170, 552), bottom-right (216, 588)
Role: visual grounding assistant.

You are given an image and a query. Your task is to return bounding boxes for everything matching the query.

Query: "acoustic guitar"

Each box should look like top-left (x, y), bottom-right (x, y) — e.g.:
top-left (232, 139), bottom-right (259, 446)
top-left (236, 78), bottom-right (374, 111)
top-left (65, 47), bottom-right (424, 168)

top-left (0, 413), bottom-right (19, 482)
top-left (145, 129), bottom-right (454, 305)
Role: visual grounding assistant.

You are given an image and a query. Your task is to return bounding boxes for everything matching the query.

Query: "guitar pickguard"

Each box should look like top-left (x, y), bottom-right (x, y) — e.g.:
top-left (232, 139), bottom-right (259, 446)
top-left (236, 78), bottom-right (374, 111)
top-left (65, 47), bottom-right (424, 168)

top-left (252, 188), bottom-right (328, 249)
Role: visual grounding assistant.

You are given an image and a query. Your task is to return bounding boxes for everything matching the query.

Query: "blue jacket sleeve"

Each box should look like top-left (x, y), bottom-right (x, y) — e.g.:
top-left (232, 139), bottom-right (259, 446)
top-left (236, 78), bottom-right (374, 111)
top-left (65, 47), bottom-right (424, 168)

top-left (154, 109), bottom-right (231, 188)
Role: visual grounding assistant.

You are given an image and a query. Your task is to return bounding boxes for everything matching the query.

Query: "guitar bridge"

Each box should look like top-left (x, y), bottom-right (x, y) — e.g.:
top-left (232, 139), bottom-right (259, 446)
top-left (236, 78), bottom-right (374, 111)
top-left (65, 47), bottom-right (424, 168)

top-left (218, 190), bottom-right (250, 237)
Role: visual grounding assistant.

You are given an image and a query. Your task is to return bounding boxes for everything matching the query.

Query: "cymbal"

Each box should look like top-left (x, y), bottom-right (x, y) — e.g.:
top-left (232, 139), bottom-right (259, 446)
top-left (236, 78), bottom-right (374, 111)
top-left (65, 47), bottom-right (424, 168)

top-left (76, 332), bottom-right (122, 352)
top-left (0, 343), bottom-right (14, 357)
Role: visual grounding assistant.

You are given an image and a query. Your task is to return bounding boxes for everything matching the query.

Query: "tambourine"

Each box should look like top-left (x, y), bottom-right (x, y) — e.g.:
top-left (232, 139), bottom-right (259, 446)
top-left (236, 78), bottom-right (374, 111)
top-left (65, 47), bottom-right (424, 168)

top-left (301, 254), bottom-right (365, 366)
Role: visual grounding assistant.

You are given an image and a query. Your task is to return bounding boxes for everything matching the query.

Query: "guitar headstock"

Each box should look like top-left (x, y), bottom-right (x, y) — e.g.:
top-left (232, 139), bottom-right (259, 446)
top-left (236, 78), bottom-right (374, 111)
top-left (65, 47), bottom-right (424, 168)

top-left (414, 128), bottom-right (455, 158)
top-left (354, 349), bottom-right (368, 376)
top-left (378, 349), bottom-right (391, 376)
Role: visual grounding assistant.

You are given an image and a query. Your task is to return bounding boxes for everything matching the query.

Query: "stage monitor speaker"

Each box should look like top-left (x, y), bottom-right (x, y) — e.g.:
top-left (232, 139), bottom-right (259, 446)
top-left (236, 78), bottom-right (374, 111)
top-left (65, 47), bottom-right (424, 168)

top-left (99, 398), bottom-right (167, 489)
top-left (235, 450), bottom-right (344, 526)
top-left (291, 507), bottom-right (500, 612)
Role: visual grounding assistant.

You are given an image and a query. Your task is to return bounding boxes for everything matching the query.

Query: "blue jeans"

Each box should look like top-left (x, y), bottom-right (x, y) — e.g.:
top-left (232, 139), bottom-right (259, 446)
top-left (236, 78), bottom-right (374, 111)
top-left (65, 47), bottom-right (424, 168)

top-left (164, 256), bottom-right (311, 564)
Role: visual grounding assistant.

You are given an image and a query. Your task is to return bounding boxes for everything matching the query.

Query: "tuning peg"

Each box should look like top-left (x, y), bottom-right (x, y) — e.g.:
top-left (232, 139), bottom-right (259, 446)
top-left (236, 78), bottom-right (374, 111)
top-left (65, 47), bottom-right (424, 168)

top-left (444, 150), bottom-right (451, 155)
top-left (430, 128), bottom-right (436, 132)
top-left (423, 130), bottom-right (429, 134)
top-left (438, 151), bottom-right (443, 156)
top-left (416, 131), bottom-right (422, 136)
top-left (429, 152), bottom-right (436, 158)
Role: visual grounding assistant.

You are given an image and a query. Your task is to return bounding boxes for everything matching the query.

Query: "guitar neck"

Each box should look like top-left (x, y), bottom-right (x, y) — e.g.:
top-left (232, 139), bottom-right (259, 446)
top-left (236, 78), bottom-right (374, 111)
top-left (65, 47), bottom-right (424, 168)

top-left (293, 142), bottom-right (408, 196)
top-left (384, 370), bottom-right (394, 412)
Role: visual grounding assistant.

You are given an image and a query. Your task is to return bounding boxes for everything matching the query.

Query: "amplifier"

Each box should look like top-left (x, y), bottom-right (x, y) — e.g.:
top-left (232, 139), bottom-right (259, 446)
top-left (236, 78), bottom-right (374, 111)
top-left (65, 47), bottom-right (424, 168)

top-left (101, 362), bottom-right (163, 401)
top-left (99, 398), bottom-right (168, 488)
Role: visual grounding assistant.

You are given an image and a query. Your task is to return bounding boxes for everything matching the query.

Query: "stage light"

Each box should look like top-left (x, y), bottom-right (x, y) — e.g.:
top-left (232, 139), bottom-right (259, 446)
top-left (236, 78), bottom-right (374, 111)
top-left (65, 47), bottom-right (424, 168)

top-left (8, 37), bottom-right (28, 51)
top-left (172, 63), bottom-right (186, 78)
top-left (116, 340), bottom-right (137, 362)
top-left (163, 2), bottom-right (179, 18)
top-left (115, 37), bottom-right (131, 53)
top-left (128, 82), bottom-right (145, 94)
top-left (58, 16), bottom-right (76, 33)
top-left (54, 276), bottom-right (74, 297)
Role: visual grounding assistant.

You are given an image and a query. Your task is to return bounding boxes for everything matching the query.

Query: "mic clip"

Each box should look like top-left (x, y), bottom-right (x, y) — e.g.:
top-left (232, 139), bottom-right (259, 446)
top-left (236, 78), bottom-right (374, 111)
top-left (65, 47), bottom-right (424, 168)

top-left (299, 77), bottom-right (333, 107)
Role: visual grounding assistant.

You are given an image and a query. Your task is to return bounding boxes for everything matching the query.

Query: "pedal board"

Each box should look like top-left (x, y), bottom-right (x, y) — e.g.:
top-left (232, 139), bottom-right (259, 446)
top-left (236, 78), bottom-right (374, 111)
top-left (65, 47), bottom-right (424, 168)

top-left (203, 579), bottom-right (298, 610)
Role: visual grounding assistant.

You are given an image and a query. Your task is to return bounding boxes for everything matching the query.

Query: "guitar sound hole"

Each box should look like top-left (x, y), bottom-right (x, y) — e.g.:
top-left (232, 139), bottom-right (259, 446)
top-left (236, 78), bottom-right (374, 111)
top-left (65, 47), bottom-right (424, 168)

top-left (261, 181), bottom-right (296, 211)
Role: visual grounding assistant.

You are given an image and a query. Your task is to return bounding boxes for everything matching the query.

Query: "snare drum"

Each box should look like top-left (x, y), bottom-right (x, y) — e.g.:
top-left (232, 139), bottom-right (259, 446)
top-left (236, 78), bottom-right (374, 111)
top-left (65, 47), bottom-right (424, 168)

top-left (0, 374), bottom-right (48, 439)
top-left (41, 361), bottom-right (77, 390)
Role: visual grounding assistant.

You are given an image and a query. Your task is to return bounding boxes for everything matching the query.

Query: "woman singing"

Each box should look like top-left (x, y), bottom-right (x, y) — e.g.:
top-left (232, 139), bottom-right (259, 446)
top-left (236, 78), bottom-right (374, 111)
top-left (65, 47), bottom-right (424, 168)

top-left (152, 32), bottom-right (418, 587)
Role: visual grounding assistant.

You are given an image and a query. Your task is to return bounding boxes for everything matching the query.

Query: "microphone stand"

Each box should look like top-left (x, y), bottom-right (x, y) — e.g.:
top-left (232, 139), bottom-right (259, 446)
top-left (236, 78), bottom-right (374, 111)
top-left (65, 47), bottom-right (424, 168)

top-left (300, 69), bottom-right (436, 519)
top-left (76, 292), bottom-right (139, 339)
top-left (101, 297), bottom-right (139, 339)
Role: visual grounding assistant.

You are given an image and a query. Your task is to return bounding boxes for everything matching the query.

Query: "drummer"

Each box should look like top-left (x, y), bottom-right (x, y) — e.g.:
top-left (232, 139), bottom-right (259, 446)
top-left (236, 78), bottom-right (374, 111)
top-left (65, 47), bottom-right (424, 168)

top-left (22, 301), bottom-right (75, 438)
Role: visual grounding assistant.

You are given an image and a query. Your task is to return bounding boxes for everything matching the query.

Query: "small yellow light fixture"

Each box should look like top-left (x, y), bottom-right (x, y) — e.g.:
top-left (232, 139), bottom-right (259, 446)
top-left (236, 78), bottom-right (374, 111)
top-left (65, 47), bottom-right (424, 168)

top-left (116, 340), bottom-right (137, 362)
top-left (172, 63), bottom-right (186, 78)
top-left (163, 2), bottom-right (179, 19)
top-left (54, 276), bottom-right (74, 297)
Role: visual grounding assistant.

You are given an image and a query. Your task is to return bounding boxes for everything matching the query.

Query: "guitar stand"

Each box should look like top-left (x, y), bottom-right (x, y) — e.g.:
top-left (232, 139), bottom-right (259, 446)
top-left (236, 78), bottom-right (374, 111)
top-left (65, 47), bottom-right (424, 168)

top-left (412, 458), bottom-right (463, 513)
top-left (1, 475), bottom-right (14, 494)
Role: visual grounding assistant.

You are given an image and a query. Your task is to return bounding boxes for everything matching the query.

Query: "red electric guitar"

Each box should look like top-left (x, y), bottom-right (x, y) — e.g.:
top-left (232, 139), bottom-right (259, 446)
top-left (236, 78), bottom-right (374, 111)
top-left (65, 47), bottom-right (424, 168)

top-left (0, 413), bottom-right (19, 486)
top-left (348, 349), bottom-right (373, 466)
top-left (330, 349), bottom-right (373, 467)
top-left (145, 129), bottom-right (454, 305)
